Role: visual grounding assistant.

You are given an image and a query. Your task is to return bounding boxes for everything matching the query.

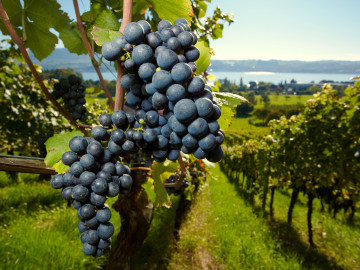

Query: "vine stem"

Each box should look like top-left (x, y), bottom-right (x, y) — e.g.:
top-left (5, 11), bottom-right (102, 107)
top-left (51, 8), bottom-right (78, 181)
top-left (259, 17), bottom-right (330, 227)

top-left (73, 0), bottom-right (115, 109)
top-left (0, 0), bottom-right (89, 137)
top-left (114, 0), bottom-right (133, 111)
top-left (178, 155), bottom-right (186, 175)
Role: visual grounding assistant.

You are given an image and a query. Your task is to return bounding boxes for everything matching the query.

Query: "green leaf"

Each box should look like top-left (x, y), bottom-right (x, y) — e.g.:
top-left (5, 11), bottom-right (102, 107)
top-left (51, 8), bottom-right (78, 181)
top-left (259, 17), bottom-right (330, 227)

top-left (195, 38), bottom-right (211, 74)
top-left (1, 0), bottom-right (87, 60)
top-left (148, 0), bottom-right (194, 23)
top-left (213, 92), bottom-right (248, 107)
top-left (218, 106), bottom-right (235, 131)
top-left (143, 179), bottom-right (156, 203)
top-left (58, 23), bottom-right (87, 55)
top-left (91, 26), bottom-right (122, 46)
top-left (53, 160), bottom-right (69, 174)
top-left (151, 160), bottom-right (179, 207)
top-left (93, 10), bottom-right (120, 30)
top-left (44, 131), bottom-right (83, 167)
top-left (24, 21), bottom-right (58, 60)
top-left (0, 0), bottom-right (22, 35)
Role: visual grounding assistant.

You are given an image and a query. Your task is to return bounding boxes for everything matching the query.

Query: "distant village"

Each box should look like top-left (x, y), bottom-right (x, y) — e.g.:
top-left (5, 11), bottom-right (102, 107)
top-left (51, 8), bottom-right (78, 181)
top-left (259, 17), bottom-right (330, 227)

top-left (219, 77), bottom-right (355, 95)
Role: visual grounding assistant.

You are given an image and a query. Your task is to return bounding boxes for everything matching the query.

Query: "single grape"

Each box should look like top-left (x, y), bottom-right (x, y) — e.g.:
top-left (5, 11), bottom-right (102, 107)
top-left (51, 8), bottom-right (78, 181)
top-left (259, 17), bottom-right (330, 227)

top-left (171, 63), bottom-right (192, 84)
top-left (145, 32), bottom-right (162, 49)
top-left (195, 98), bottom-right (214, 119)
top-left (107, 182), bottom-right (120, 197)
top-left (50, 174), bottom-right (64, 189)
top-left (80, 154), bottom-right (95, 170)
top-left (188, 77), bottom-right (205, 96)
top-left (157, 49), bottom-right (178, 71)
top-left (138, 63), bottom-right (156, 82)
top-left (80, 204), bottom-right (96, 220)
top-left (97, 222), bottom-right (115, 239)
top-left (167, 149), bottom-right (180, 161)
top-left (152, 70), bottom-right (173, 92)
top-left (101, 41), bottom-right (122, 61)
top-left (91, 178), bottom-right (108, 194)
top-left (167, 37), bottom-right (181, 52)
top-left (62, 186), bottom-right (73, 201)
top-left (187, 117), bottom-right (209, 137)
top-left (199, 133), bottom-right (217, 151)
top-left (177, 31), bottom-right (193, 49)
top-left (119, 174), bottom-right (133, 189)
top-left (73, 184), bottom-right (90, 202)
top-left (206, 145), bottom-right (223, 163)
top-left (157, 20), bottom-right (172, 32)
top-left (79, 171), bottom-right (96, 188)
top-left (69, 136), bottom-right (88, 154)
top-left (91, 126), bottom-right (110, 141)
top-left (87, 142), bottom-right (104, 159)
top-left (184, 46), bottom-right (200, 62)
top-left (132, 44), bottom-right (154, 65)
top-left (123, 22), bottom-right (145, 44)
top-left (174, 99), bottom-right (197, 123)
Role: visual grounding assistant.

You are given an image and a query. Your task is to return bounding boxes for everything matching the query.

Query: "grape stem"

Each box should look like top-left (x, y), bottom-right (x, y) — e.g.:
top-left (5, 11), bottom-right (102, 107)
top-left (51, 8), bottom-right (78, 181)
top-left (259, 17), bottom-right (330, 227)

top-left (75, 123), bottom-right (93, 129)
top-left (114, 0), bottom-right (133, 111)
top-left (72, 0), bottom-right (115, 109)
top-left (0, 0), bottom-right (89, 137)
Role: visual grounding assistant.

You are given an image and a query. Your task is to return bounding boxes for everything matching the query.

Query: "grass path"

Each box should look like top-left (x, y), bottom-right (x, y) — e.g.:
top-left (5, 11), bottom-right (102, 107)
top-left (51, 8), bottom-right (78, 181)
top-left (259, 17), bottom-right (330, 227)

top-left (168, 165), bottom-right (360, 269)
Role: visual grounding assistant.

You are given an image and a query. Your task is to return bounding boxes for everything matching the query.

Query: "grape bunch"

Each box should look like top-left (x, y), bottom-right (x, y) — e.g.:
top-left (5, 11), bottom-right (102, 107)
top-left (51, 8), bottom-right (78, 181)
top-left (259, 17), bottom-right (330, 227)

top-left (102, 18), bottom-right (224, 163)
top-left (51, 75), bottom-right (88, 122)
top-left (165, 173), bottom-right (189, 196)
top-left (50, 127), bottom-right (134, 257)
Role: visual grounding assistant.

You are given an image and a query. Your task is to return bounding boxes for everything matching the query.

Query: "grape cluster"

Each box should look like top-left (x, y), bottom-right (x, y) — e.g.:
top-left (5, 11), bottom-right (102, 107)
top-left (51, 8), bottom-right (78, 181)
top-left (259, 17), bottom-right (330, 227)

top-left (165, 173), bottom-right (189, 196)
top-left (51, 75), bottom-right (88, 122)
top-left (50, 127), bottom-right (133, 257)
top-left (102, 18), bottom-right (224, 163)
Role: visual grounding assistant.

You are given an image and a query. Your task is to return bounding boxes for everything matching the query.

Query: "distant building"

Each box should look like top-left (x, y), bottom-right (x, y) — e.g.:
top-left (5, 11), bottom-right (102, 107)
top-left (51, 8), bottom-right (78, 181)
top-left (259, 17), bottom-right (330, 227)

top-left (284, 81), bottom-right (353, 92)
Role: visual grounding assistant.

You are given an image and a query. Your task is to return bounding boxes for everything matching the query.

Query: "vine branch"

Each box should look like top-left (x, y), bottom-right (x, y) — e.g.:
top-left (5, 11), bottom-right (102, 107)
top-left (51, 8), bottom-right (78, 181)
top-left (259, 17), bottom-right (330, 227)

top-left (73, 0), bottom-right (115, 109)
top-left (0, 0), bottom-right (89, 137)
top-left (115, 0), bottom-right (133, 111)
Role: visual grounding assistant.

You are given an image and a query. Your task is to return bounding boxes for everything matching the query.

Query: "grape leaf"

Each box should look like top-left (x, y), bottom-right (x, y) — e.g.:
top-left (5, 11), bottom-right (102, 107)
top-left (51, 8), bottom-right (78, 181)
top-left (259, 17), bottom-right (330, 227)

top-left (0, 0), bottom-right (86, 60)
top-left (0, 0), bottom-right (22, 35)
top-left (93, 9), bottom-right (120, 30)
top-left (213, 92), bottom-right (248, 108)
top-left (151, 160), bottom-right (179, 207)
top-left (91, 26), bottom-right (122, 46)
top-left (59, 23), bottom-right (87, 55)
top-left (148, 0), bottom-right (194, 23)
top-left (53, 160), bottom-right (69, 174)
top-left (44, 130), bottom-right (83, 167)
top-left (195, 38), bottom-right (211, 75)
top-left (143, 179), bottom-right (156, 203)
top-left (218, 106), bottom-right (235, 131)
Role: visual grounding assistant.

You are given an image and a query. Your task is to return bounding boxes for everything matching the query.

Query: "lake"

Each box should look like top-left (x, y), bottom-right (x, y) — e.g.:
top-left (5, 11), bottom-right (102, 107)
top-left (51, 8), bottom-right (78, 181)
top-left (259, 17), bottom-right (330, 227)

top-left (82, 71), bottom-right (357, 85)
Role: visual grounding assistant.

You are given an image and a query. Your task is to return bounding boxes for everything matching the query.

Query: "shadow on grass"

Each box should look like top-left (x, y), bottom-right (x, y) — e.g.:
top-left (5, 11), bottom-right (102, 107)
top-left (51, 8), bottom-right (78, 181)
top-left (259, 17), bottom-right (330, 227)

top-left (223, 167), bottom-right (345, 270)
top-left (130, 195), bottom-right (191, 270)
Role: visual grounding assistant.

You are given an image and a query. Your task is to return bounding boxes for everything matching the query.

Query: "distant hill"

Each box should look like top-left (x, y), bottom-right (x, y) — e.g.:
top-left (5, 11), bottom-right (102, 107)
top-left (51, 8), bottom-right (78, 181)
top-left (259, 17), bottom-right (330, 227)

top-left (30, 48), bottom-right (360, 74)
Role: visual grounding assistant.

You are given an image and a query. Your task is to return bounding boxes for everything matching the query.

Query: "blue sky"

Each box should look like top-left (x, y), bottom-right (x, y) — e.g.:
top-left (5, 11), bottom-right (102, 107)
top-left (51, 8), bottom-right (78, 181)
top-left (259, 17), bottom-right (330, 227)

top-left (206, 0), bottom-right (360, 60)
top-left (2, 0), bottom-right (360, 61)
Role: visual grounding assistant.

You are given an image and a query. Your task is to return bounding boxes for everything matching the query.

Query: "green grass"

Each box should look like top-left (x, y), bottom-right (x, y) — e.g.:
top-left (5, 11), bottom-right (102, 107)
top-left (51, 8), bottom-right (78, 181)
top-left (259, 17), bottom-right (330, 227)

top-left (168, 165), bottom-right (360, 269)
top-left (131, 195), bottom-right (181, 269)
top-left (0, 189), bottom-right (120, 270)
top-left (209, 165), bottom-right (302, 269)
top-left (227, 117), bottom-right (269, 135)
top-left (0, 182), bottom-right (64, 222)
top-left (0, 172), bottom-right (41, 188)
top-left (254, 94), bottom-right (313, 109)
